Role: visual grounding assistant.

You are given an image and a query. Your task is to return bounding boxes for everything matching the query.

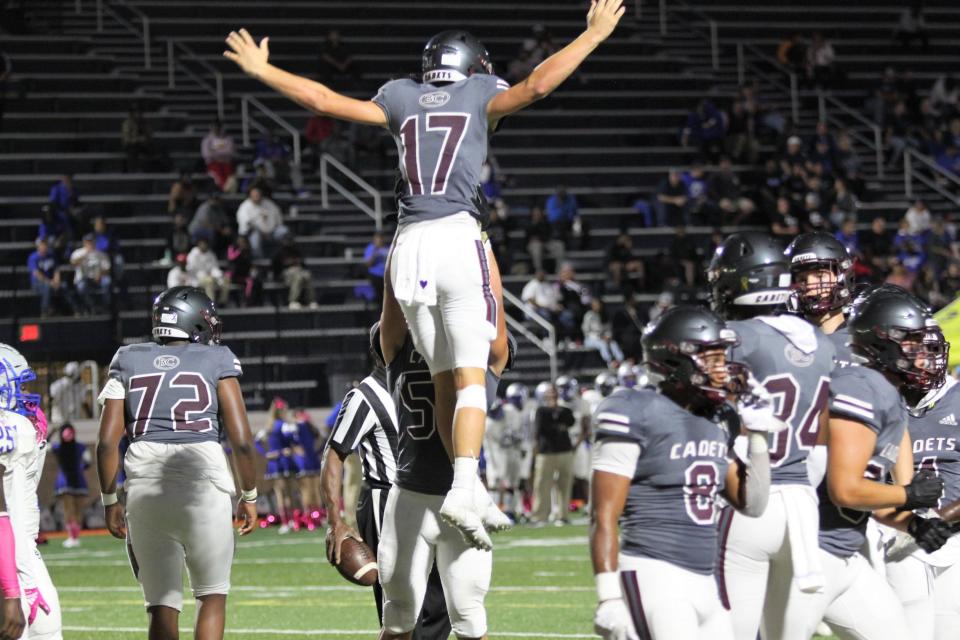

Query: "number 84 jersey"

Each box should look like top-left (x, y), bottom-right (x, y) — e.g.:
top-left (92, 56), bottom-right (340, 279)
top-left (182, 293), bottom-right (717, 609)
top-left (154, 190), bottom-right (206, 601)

top-left (593, 388), bottom-right (733, 575)
top-left (101, 342), bottom-right (243, 444)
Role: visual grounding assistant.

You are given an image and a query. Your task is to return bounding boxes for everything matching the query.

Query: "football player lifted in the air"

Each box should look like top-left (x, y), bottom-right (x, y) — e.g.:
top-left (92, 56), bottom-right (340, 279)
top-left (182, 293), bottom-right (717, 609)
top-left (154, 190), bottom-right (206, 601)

top-left (224, 0), bottom-right (625, 550)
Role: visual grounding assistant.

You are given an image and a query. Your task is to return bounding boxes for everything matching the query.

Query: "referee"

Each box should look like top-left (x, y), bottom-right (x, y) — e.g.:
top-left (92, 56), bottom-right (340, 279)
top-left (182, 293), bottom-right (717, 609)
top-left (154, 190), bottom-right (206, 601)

top-left (320, 357), bottom-right (398, 623)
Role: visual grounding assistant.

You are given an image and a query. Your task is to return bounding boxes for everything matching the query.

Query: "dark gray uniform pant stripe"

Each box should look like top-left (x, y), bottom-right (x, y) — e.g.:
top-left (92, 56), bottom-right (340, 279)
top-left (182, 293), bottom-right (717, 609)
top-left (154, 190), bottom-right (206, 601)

top-left (716, 505), bottom-right (736, 610)
top-left (620, 570), bottom-right (653, 640)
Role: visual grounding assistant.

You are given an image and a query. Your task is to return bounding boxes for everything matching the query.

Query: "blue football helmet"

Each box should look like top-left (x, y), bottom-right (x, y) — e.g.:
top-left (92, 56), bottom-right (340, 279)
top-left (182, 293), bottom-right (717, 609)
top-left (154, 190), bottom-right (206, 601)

top-left (0, 343), bottom-right (40, 417)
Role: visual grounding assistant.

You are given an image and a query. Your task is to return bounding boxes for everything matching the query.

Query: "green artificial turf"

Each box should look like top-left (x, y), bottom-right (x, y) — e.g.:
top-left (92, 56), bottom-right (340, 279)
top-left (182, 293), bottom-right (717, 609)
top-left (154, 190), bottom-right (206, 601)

top-left (44, 522), bottom-right (835, 639)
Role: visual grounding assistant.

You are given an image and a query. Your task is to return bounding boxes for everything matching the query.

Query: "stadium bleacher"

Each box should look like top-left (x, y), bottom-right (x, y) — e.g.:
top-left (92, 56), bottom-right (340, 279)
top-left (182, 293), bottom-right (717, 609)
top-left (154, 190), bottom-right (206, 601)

top-left (3, 0), bottom-right (957, 406)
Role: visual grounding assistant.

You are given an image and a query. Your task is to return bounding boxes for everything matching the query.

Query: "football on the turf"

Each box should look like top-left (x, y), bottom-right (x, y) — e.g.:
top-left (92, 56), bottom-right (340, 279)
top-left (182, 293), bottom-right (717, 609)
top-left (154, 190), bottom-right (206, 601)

top-left (327, 535), bottom-right (378, 586)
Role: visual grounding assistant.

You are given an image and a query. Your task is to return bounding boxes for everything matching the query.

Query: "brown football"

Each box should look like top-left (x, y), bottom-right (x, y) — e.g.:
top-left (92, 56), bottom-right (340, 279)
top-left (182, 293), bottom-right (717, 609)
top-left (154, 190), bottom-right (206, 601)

top-left (328, 536), bottom-right (379, 587)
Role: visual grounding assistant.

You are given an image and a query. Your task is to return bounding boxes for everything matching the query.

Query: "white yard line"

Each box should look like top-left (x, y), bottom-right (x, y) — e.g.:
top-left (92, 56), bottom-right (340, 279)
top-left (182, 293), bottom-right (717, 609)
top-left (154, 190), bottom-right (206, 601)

top-left (64, 626), bottom-right (594, 637)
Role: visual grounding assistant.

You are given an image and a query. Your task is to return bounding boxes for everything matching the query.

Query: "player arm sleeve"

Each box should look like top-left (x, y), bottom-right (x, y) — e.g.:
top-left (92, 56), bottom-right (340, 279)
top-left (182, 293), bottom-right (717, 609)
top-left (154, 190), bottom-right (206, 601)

top-left (370, 81), bottom-right (397, 132)
top-left (591, 438), bottom-right (640, 478)
top-left (217, 347), bottom-right (244, 380)
top-left (734, 432), bottom-right (771, 517)
top-left (98, 350), bottom-right (126, 405)
top-left (830, 376), bottom-right (881, 434)
top-left (593, 394), bottom-right (646, 448)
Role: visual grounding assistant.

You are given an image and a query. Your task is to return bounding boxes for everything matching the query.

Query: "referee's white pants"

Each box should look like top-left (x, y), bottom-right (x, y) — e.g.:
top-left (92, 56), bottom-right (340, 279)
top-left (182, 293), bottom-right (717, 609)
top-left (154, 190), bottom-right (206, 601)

top-left (885, 552), bottom-right (960, 640)
top-left (718, 488), bottom-right (822, 640)
top-left (619, 554), bottom-right (733, 640)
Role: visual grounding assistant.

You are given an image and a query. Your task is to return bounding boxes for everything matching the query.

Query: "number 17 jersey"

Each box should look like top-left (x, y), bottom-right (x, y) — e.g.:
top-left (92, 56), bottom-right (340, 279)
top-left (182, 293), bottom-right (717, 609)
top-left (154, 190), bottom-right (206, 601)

top-left (106, 342), bottom-right (243, 444)
top-left (372, 74), bottom-right (508, 224)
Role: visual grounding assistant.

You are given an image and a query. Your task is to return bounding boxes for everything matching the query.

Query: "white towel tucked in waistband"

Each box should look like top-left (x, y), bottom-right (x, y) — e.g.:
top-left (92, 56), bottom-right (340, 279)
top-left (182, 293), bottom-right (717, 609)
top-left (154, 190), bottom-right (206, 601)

top-left (391, 223), bottom-right (438, 306)
top-left (777, 484), bottom-right (826, 592)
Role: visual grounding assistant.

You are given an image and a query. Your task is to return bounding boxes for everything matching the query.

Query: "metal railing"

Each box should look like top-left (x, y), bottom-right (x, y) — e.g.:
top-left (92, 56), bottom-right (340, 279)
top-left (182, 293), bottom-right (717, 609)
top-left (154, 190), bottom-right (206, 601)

top-left (817, 93), bottom-right (885, 179)
top-left (95, 0), bottom-right (152, 69)
top-left (502, 289), bottom-right (558, 383)
top-left (320, 154), bottom-right (383, 232)
top-left (240, 94), bottom-right (302, 166)
top-left (904, 149), bottom-right (960, 206)
top-left (664, 0), bottom-right (720, 71)
top-left (736, 42), bottom-right (799, 124)
top-left (167, 40), bottom-right (225, 121)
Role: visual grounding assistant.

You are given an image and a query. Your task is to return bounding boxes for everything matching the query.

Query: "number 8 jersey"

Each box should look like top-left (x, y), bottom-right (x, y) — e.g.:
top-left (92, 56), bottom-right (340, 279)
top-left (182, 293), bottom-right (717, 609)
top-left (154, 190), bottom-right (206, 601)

top-left (102, 342), bottom-right (243, 444)
top-left (372, 74), bottom-right (508, 224)
top-left (592, 388), bottom-right (734, 575)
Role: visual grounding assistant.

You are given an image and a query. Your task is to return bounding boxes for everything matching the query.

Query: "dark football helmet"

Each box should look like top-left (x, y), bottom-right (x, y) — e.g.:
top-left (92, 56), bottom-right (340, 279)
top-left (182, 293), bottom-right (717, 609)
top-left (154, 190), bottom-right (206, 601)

top-left (151, 286), bottom-right (222, 345)
top-left (422, 30), bottom-right (493, 84)
top-left (784, 231), bottom-right (854, 315)
top-left (641, 305), bottom-right (745, 408)
top-left (708, 232), bottom-right (791, 320)
top-left (847, 286), bottom-right (948, 391)
top-left (594, 372), bottom-right (617, 397)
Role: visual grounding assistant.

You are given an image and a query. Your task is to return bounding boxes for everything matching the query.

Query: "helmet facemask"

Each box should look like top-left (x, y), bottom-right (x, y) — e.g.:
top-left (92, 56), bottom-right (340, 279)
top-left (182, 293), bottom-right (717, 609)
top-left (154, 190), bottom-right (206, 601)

top-left (646, 329), bottom-right (744, 408)
top-left (856, 322), bottom-right (949, 392)
top-left (0, 359), bottom-right (40, 418)
top-left (790, 258), bottom-right (852, 316)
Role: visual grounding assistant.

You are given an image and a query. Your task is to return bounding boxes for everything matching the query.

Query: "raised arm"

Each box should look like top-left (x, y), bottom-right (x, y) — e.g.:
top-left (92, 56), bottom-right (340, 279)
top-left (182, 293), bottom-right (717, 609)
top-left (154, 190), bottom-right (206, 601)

top-left (487, 0), bottom-right (625, 121)
top-left (224, 29), bottom-right (387, 127)
top-left (219, 377), bottom-right (259, 535)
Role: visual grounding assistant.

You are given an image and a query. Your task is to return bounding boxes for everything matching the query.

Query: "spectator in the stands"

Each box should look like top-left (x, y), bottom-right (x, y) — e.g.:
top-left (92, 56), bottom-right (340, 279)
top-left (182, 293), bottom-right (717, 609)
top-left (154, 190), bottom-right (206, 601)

top-left (167, 172), bottom-right (198, 216)
top-left (254, 130), bottom-right (302, 192)
top-left (885, 100), bottom-right (919, 168)
top-left (485, 199), bottom-right (511, 272)
top-left (557, 263), bottom-right (592, 341)
top-left (201, 120), bottom-right (236, 192)
top-left (49, 174), bottom-right (79, 220)
top-left (682, 162), bottom-right (712, 226)
top-left (780, 136), bottom-right (807, 175)
top-left (227, 235), bottom-right (262, 307)
top-left (305, 114), bottom-right (337, 173)
top-left (648, 291), bottom-right (675, 324)
top-left (318, 30), bottom-right (357, 88)
top-left (91, 215), bottom-right (124, 288)
top-left (521, 270), bottom-right (564, 324)
top-left (363, 232), bottom-right (389, 303)
top-left (835, 217), bottom-right (860, 258)
top-left (121, 105), bottom-right (153, 172)
top-left (38, 204), bottom-right (71, 259)
top-left (834, 131), bottom-right (865, 194)
top-left (655, 169), bottom-right (687, 226)
top-left (893, 218), bottom-right (928, 274)
top-left (189, 194), bottom-right (233, 253)
top-left (272, 235), bottom-right (318, 310)
top-left (582, 298), bottom-right (623, 366)
top-left (894, 4), bottom-right (929, 51)
top-left (905, 199), bottom-right (932, 235)
top-left (770, 196), bottom-right (800, 238)
top-left (806, 32), bottom-right (835, 89)
top-left (236, 186), bottom-right (288, 258)
top-left (166, 213), bottom-right (192, 264)
top-left (927, 216), bottom-right (956, 276)
top-left (606, 232), bottom-right (645, 295)
top-left (739, 81), bottom-right (786, 137)
top-left (506, 46), bottom-right (536, 85)
top-left (942, 261), bottom-right (960, 301)
top-left (862, 216), bottom-right (894, 277)
top-left (777, 32), bottom-right (806, 74)
top-left (545, 186), bottom-right (578, 228)
top-left (936, 144), bottom-right (960, 176)
top-left (186, 237), bottom-right (229, 306)
top-left (28, 238), bottom-right (63, 316)
top-left (726, 99), bottom-right (759, 164)
top-left (828, 177), bottom-right (858, 224)
top-left (70, 233), bottom-right (111, 314)
top-left (166, 253), bottom-right (195, 289)
top-left (526, 205), bottom-right (565, 273)
top-left (669, 226), bottom-right (699, 287)
top-left (930, 75), bottom-right (959, 117)
top-left (886, 258), bottom-right (916, 290)
top-left (709, 156), bottom-right (756, 225)
top-left (680, 99), bottom-right (727, 160)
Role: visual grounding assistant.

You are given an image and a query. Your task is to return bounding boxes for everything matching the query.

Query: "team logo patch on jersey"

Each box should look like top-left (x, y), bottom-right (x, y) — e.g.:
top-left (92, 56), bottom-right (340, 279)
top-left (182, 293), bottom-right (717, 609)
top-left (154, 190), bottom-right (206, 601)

top-left (160, 312), bottom-right (178, 324)
top-left (784, 344), bottom-right (814, 367)
top-left (153, 355), bottom-right (180, 371)
top-left (418, 91), bottom-right (451, 108)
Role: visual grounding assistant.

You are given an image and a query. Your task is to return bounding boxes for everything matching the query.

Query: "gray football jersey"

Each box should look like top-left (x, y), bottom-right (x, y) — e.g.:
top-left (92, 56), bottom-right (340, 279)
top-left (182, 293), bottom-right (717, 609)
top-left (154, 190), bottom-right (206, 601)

top-left (593, 388), bottom-right (731, 575)
top-left (730, 318), bottom-right (834, 485)
top-left (108, 342), bottom-right (242, 444)
top-left (818, 366), bottom-right (906, 557)
top-left (372, 74), bottom-right (508, 223)
top-left (827, 324), bottom-right (857, 368)
top-left (909, 379), bottom-right (960, 507)
top-left (388, 334), bottom-right (500, 495)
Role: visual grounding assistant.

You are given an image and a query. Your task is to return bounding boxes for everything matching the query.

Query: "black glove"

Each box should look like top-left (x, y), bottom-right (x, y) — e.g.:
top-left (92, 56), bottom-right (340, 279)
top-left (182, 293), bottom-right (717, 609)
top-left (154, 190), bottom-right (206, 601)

top-left (907, 516), bottom-right (953, 553)
top-left (902, 470), bottom-right (944, 511)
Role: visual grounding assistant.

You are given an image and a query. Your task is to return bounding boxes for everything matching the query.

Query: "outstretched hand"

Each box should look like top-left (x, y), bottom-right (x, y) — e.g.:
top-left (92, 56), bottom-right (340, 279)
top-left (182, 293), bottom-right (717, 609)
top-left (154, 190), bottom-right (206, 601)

top-left (224, 28), bottom-right (270, 79)
top-left (586, 0), bottom-right (626, 43)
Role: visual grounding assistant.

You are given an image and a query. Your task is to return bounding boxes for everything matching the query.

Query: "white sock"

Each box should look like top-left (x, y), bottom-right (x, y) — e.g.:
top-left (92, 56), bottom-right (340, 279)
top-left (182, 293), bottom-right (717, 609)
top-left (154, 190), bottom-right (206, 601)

top-left (452, 456), bottom-right (479, 493)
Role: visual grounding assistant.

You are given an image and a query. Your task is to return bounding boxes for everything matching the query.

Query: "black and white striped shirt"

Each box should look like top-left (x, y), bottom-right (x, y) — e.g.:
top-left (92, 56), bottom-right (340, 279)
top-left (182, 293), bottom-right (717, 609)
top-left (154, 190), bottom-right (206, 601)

top-left (326, 369), bottom-right (399, 488)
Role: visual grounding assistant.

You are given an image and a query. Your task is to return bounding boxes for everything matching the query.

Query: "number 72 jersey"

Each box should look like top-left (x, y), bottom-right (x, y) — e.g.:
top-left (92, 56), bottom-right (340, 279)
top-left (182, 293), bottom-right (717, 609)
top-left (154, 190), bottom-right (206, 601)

top-left (104, 342), bottom-right (243, 444)
top-left (373, 73), bottom-right (509, 224)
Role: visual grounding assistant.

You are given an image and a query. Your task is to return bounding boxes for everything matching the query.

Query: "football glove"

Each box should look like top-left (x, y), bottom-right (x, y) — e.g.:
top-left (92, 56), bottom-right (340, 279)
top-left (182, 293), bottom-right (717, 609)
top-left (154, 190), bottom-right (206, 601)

top-left (902, 470), bottom-right (944, 511)
top-left (736, 376), bottom-right (789, 434)
top-left (907, 516), bottom-right (953, 554)
top-left (594, 598), bottom-right (636, 640)
top-left (24, 587), bottom-right (50, 625)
